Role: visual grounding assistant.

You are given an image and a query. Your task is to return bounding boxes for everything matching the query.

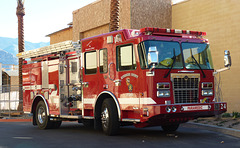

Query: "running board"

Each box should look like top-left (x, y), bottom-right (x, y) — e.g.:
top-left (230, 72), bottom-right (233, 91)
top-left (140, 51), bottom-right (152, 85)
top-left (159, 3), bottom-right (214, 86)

top-left (50, 115), bottom-right (82, 120)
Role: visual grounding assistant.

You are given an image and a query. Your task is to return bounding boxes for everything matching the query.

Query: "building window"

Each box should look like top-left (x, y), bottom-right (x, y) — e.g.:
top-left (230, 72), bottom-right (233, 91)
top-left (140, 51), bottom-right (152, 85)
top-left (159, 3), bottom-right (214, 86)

top-left (100, 48), bottom-right (108, 73)
top-left (85, 51), bottom-right (97, 74)
top-left (117, 44), bottom-right (136, 71)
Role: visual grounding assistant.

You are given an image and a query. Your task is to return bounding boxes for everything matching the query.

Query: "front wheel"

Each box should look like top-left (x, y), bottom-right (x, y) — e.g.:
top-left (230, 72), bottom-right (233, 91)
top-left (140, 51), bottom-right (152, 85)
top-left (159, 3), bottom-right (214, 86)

top-left (101, 98), bottom-right (119, 135)
top-left (35, 101), bottom-right (53, 129)
top-left (161, 124), bottom-right (180, 132)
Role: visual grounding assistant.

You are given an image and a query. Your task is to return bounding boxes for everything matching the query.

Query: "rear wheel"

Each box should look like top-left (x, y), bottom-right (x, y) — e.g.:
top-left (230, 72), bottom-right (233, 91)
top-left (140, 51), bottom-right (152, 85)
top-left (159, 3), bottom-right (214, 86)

top-left (101, 98), bottom-right (119, 135)
top-left (35, 101), bottom-right (53, 129)
top-left (161, 124), bottom-right (180, 132)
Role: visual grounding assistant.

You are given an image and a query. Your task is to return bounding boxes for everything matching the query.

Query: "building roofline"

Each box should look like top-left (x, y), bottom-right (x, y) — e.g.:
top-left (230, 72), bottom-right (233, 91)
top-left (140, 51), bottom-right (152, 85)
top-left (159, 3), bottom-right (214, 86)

top-left (46, 26), bottom-right (72, 37)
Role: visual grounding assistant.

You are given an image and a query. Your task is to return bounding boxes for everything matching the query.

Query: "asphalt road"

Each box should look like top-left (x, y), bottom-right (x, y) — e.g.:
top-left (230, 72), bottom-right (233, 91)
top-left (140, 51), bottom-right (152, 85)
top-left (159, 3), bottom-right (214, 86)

top-left (0, 122), bottom-right (239, 148)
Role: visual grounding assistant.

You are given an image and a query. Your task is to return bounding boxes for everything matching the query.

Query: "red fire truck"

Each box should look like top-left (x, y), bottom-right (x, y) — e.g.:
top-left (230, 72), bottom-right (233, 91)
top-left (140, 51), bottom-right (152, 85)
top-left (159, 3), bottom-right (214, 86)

top-left (17, 27), bottom-right (231, 135)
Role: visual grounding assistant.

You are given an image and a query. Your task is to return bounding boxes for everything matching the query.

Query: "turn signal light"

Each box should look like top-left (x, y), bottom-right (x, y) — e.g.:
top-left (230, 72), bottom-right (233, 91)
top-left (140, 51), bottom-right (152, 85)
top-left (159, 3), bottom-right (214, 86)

top-left (157, 83), bottom-right (170, 89)
top-left (202, 82), bottom-right (213, 89)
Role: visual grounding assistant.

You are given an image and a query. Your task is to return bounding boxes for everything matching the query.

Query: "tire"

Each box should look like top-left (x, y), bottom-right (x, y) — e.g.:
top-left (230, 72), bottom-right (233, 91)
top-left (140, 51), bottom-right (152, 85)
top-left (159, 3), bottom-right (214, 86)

top-left (35, 101), bottom-right (53, 129)
top-left (101, 98), bottom-right (119, 135)
top-left (161, 124), bottom-right (180, 132)
top-left (82, 119), bottom-right (94, 128)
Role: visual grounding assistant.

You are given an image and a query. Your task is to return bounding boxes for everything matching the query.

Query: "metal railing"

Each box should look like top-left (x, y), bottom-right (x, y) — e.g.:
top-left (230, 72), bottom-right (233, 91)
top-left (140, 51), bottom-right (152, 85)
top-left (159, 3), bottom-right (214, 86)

top-left (0, 85), bottom-right (23, 117)
top-left (214, 74), bottom-right (223, 102)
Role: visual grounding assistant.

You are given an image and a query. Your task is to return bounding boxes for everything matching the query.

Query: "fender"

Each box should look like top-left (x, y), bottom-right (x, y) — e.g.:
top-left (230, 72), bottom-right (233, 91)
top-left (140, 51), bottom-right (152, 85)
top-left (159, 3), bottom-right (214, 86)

top-left (96, 91), bottom-right (121, 120)
top-left (32, 94), bottom-right (50, 116)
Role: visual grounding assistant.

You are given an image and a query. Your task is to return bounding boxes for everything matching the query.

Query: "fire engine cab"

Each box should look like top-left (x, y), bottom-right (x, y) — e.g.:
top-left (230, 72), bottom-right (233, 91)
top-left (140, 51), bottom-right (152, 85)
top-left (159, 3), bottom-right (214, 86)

top-left (17, 27), bottom-right (231, 135)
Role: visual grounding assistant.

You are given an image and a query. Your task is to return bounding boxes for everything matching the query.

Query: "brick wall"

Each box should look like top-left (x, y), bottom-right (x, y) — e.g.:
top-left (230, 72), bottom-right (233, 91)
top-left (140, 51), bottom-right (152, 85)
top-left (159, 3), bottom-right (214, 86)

top-left (72, 0), bottom-right (171, 41)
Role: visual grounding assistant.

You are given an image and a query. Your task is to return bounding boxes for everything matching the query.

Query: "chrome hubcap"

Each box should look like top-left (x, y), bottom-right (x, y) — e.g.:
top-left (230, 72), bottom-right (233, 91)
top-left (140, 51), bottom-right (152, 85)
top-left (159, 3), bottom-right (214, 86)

top-left (101, 107), bottom-right (109, 129)
top-left (38, 106), bottom-right (46, 124)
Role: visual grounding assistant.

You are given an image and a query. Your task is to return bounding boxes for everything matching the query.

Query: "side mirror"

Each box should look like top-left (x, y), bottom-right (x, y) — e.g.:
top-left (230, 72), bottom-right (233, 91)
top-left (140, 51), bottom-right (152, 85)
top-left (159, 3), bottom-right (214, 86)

top-left (224, 50), bottom-right (231, 67)
top-left (148, 46), bottom-right (158, 66)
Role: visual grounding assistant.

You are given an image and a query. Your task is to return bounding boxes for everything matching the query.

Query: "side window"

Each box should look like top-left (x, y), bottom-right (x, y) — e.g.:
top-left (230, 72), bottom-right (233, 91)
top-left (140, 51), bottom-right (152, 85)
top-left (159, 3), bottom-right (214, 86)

top-left (117, 44), bottom-right (136, 71)
top-left (100, 48), bottom-right (108, 73)
top-left (85, 51), bottom-right (97, 74)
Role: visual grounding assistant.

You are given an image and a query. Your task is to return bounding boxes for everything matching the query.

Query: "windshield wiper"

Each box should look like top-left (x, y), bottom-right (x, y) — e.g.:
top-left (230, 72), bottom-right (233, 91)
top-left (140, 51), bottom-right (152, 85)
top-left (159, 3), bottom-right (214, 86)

top-left (190, 48), bottom-right (206, 78)
top-left (164, 48), bottom-right (176, 78)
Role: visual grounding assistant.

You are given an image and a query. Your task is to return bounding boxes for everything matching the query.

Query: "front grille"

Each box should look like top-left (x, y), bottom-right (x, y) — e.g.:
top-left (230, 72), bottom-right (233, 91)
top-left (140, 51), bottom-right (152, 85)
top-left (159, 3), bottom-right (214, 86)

top-left (172, 74), bottom-right (199, 104)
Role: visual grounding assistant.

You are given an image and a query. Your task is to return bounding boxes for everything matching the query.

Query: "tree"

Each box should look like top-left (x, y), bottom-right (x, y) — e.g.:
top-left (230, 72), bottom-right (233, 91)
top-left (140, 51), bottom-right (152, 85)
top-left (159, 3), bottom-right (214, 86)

top-left (16, 0), bottom-right (25, 111)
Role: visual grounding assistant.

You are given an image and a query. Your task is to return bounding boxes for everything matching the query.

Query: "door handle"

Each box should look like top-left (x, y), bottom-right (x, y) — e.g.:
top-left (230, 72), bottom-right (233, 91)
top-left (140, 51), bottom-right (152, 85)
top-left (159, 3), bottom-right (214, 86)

top-left (114, 79), bottom-right (121, 86)
top-left (82, 82), bottom-right (89, 88)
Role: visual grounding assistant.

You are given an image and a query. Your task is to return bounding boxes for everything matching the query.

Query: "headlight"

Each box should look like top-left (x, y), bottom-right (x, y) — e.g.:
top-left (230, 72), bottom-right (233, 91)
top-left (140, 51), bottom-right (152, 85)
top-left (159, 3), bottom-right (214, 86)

top-left (202, 82), bottom-right (213, 89)
top-left (202, 89), bottom-right (213, 96)
top-left (166, 106), bottom-right (171, 113)
top-left (157, 90), bottom-right (170, 97)
top-left (172, 106), bottom-right (177, 112)
top-left (157, 83), bottom-right (170, 89)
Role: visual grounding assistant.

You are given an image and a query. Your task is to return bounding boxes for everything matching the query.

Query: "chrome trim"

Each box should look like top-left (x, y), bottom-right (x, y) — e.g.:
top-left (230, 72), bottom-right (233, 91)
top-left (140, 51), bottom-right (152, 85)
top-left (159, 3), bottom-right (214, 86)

top-left (33, 94), bottom-right (50, 116)
top-left (108, 62), bottom-right (114, 81)
top-left (24, 111), bottom-right (31, 114)
top-left (178, 70), bottom-right (195, 73)
top-left (122, 118), bottom-right (140, 122)
top-left (83, 116), bottom-right (94, 119)
top-left (59, 115), bottom-right (82, 119)
top-left (96, 91), bottom-right (121, 121)
top-left (146, 71), bottom-right (154, 76)
top-left (171, 74), bottom-right (200, 104)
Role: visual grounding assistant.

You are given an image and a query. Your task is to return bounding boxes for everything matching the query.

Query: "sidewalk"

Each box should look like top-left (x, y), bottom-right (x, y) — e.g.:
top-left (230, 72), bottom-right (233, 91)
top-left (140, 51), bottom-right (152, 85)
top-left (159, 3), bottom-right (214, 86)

top-left (0, 118), bottom-right (32, 122)
top-left (0, 114), bottom-right (32, 122)
top-left (185, 117), bottom-right (240, 138)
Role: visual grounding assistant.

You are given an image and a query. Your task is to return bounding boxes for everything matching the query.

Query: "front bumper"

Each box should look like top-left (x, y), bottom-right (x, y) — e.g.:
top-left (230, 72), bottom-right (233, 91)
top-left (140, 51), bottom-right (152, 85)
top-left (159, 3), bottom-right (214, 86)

top-left (141, 102), bottom-right (227, 123)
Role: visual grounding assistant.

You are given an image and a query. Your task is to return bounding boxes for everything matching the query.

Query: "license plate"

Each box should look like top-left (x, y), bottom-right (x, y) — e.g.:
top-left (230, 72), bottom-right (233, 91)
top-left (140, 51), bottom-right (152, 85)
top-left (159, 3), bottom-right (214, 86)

top-left (183, 105), bottom-right (208, 111)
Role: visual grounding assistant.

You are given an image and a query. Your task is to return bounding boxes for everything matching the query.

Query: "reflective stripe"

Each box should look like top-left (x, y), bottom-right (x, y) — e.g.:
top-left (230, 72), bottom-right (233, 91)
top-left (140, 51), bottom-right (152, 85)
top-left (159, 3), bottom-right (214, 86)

top-left (23, 84), bottom-right (56, 90)
top-left (83, 98), bottom-right (96, 104)
top-left (141, 97), bottom-right (157, 105)
top-left (83, 97), bottom-right (157, 105)
top-left (118, 98), bottom-right (139, 104)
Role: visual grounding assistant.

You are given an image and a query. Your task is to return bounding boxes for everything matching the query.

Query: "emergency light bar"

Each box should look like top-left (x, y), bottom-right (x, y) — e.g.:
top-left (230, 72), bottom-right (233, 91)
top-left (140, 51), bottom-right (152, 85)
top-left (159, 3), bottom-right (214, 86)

top-left (140, 27), bottom-right (206, 36)
top-left (17, 40), bottom-right (80, 59)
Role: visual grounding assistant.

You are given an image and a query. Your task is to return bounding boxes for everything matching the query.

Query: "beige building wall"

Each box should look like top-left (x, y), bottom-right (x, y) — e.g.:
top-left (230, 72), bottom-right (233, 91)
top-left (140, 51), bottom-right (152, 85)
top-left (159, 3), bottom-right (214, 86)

top-left (48, 27), bottom-right (73, 45)
top-left (10, 76), bottom-right (19, 86)
top-left (172, 0), bottom-right (240, 112)
top-left (73, 0), bottom-right (111, 41)
top-left (72, 0), bottom-right (172, 41)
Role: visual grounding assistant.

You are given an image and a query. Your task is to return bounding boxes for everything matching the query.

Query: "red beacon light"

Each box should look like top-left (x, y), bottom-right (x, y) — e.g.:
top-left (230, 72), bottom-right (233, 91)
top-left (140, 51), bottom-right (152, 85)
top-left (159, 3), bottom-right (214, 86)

top-left (140, 27), bottom-right (206, 37)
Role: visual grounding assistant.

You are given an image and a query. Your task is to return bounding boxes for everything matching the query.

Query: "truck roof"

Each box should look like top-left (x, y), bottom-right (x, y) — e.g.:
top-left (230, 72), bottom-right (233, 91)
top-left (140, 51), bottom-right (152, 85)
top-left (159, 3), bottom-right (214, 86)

top-left (17, 27), bottom-right (207, 59)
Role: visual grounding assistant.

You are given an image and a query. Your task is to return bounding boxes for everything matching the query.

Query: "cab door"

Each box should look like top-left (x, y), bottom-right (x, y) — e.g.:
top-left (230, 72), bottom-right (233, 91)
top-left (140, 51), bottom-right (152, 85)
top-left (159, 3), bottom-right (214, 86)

top-left (114, 43), bottom-right (140, 120)
top-left (82, 50), bottom-right (99, 117)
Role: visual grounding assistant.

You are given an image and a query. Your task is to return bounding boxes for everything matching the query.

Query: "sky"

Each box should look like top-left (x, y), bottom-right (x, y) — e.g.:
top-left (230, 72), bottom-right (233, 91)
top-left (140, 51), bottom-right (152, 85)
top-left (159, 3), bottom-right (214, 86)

top-left (0, 0), bottom-right (184, 43)
top-left (0, 0), bottom-right (96, 43)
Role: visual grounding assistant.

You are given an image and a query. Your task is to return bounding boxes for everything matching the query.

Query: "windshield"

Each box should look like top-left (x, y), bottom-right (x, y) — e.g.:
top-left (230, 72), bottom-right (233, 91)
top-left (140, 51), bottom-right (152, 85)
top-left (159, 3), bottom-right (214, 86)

top-left (138, 41), bottom-right (183, 69)
top-left (182, 43), bottom-right (214, 69)
top-left (138, 41), bottom-right (214, 70)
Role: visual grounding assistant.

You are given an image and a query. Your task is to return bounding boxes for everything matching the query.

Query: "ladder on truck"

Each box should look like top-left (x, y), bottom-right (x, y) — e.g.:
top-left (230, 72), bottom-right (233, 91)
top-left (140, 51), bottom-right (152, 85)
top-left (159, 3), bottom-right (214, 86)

top-left (17, 40), bottom-right (81, 59)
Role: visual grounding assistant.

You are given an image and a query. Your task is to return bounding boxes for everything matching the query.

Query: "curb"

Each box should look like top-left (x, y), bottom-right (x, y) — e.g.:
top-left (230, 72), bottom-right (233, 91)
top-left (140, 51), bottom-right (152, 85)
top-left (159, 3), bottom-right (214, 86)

top-left (0, 119), bottom-right (32, 122)
top-left (184, 122), bottom-right (240, 138)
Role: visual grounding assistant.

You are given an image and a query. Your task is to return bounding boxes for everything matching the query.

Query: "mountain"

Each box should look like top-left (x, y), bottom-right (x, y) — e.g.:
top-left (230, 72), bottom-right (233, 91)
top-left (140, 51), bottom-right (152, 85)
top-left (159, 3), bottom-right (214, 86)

top-left (0, 37), bottom-right (49, 65)
top-left (0, 49), bottom-right (18, 65)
